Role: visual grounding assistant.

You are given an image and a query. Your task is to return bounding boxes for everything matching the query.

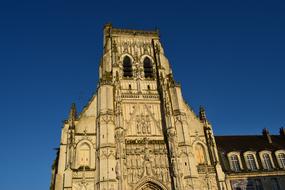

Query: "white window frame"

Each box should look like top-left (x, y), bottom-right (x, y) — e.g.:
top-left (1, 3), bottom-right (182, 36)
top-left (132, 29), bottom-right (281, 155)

top-left (244, 151), bottom-right (259, 171)
top-left (259, 150), bottom-right (275, 170)
top-left (227, 152), bottom-right (243, 171)
top-left (275, 150), bottom-right (285, 169)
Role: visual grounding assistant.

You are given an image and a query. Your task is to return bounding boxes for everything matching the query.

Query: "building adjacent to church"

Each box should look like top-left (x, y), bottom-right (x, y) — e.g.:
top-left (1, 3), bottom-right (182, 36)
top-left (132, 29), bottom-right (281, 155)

top-left (50, 25), bottom-right (285, 190)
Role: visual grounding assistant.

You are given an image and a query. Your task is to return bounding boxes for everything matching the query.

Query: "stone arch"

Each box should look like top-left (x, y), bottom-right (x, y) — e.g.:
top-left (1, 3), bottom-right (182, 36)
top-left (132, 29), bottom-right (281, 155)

top-left (140, 55), bottom-right (155, 78)
top-left (76, 139), bottom-right (93, 149)
top-left (143, 57), bottom-right (154, 78)
top-left (120, 53), bottom-right (134, 78)
top-left (120, 53), bottom-right (134, 63)
top-left (75, 139), bottom-right (95, 169)
top-left (134, 177), bottom-right (168, 190)
top-left (123, 55), bottom-right (133, 77)
top-left (192, 141), bottom-right (210, 165)
top-left (140, 54), bottom-right (154, 65)
top-left (137, 182), bottom-right (163, 190)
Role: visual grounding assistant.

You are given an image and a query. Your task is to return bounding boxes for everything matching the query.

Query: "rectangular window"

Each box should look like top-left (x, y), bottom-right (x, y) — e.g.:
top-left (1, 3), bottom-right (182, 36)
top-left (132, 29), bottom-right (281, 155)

top-left (278, 153), bottom-right (285, 168)
top-left (271, 178), bottom-right (280, 190)
top-left (247, 154), bottom-right (257, 171)
top-left (246, 180), bottom-right (254, 190)
top-left (263, 154), bottom-right (273, 170)
top-left (255, 179), bottom-right (263, 190)
top-left (230, 155), bottom-right (241, 172)
top-left (231, 179), bottom-right (253, 190)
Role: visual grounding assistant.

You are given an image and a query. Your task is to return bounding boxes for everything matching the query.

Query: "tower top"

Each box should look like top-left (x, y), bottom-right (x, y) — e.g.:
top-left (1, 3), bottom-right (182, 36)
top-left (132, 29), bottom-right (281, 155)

top-left (103, 23), bottom-right (160, 39)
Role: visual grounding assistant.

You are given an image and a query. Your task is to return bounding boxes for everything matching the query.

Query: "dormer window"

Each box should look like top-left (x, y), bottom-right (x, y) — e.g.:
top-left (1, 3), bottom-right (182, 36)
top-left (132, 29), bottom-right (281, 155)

top-left (246, 154), bottom-right (258, 171)
top-left (260, 151), bottom-right (275, 170)
top-left (277, 153), bottom-right (285, 168)
top-left (263, 153), bottom-right (273, 170)
top-left (123, 56), bottom-right (133, 77)
top-left (228, 152), bottom-right (243, 172)
top-left (229, 155), bottom-right (241, 172)
top-left (143, 57), bottom-right (154, 78)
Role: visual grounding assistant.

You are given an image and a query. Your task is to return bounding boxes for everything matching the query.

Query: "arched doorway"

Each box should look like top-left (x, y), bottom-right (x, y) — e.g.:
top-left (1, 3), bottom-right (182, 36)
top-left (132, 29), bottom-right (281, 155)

top-left (137, 182), bottom-right (164, 190)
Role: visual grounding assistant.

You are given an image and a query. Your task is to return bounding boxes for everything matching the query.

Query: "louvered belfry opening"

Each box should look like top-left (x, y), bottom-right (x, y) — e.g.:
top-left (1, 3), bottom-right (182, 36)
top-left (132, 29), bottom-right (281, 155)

top-left (123, 56), bottom-right (133, 77)
top-left (143, 57), bottom-right (154, 78)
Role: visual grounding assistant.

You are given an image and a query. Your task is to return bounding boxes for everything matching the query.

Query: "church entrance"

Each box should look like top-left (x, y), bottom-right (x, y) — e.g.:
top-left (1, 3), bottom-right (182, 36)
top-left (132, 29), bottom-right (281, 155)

top-left (137, 182), bottom-right (164, 190)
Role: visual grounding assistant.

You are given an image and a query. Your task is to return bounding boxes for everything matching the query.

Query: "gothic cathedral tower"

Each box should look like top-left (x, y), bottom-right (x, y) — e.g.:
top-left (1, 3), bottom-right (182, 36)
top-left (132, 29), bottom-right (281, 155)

top-left (50, 24), bottom-right (227, 190)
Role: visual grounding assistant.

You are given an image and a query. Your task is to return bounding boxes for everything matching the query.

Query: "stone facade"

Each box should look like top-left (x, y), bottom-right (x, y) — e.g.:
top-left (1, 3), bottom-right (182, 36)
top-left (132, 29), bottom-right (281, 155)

top-left (50, 24), bottom-right (285, 190)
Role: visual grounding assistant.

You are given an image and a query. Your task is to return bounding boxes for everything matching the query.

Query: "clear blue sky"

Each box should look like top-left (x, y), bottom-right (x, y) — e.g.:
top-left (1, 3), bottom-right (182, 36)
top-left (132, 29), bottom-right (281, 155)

top-left (0, 0), bottom-right (284, 189)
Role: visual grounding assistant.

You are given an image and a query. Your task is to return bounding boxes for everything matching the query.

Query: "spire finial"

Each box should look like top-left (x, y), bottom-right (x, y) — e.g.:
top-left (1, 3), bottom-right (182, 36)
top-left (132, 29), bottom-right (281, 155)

top-left (280, 127), bottom-right (285, 136)
top-left (262, 128), bottom-right (269, 135)
top-left (199, 106), bottom-right (207, 121)
top-left (103, 23), bottom-right (112, 50)
top-left (68, 103), bottom-right (77, 126)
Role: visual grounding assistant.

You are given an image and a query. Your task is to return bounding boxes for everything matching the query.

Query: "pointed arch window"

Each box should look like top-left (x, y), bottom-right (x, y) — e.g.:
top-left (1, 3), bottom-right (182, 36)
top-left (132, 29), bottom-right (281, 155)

top-left (143, 57), bottom-right (154, 78)
top-left (123, 56), bottom-right (133, 77)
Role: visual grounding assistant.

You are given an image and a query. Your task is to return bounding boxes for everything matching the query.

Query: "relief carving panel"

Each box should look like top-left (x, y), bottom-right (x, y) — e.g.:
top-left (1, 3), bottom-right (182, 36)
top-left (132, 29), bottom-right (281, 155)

top-left (123, 103), bottom-right (162, 137)
top-left (124, 139), bottom-right (170, 186)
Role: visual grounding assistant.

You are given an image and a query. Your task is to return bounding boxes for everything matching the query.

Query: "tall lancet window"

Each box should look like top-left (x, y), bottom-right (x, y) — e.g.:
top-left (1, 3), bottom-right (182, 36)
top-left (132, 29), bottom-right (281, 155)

top-left (143, 57), bottom-right (154, 78)
top-left (78, 143), bottom-right (91, 167)
top-left (123, 56), bottom-right (133, 77)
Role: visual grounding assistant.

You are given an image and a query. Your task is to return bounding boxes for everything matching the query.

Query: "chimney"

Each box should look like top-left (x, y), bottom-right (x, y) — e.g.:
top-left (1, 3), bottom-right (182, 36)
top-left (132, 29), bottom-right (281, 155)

top-left (262, 128), bottom-right (272, 144)
top-left (280, 127), bottom-right (285, 136)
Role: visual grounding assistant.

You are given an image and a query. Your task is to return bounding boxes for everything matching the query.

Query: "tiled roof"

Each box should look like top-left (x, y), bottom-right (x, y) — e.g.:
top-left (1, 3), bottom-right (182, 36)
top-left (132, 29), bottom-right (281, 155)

top-left (215, 135), bottom-right (285, 153)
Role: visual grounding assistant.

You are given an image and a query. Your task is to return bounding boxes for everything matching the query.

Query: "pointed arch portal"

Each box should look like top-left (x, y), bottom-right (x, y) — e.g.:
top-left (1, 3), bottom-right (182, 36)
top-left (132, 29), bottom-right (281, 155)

top-left (135, 179), bottom-right (168, 190)
top-left (137, 182), bottom-right (163, 190)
